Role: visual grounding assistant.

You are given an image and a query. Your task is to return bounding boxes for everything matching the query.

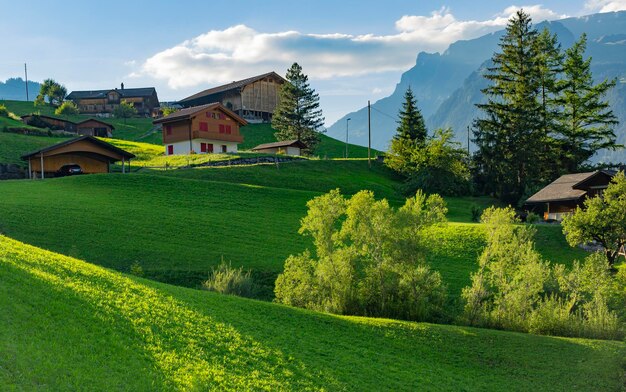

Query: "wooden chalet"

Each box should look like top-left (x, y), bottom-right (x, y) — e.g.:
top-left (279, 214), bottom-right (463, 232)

top-left (21, 114), bottom-right (77, 133)
top-left (66, 84), bottom-right (159, 116)
top-left (177, 72), bottom-right (285, 122)
top-left (251, 140), bottom-right (307, 156)
top-left (76, 119), bottom-right (114, 137)
top-left (525, 170), bottom-right (615, 221)
top-left (153, 102), bottom-right (247, 156)
top-left (21, 136), bottom-right (135, 179)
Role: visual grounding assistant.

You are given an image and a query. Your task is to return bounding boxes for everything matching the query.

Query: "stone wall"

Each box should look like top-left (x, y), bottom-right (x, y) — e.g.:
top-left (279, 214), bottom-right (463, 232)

top-left (0, 164), bottom-right (26, 180)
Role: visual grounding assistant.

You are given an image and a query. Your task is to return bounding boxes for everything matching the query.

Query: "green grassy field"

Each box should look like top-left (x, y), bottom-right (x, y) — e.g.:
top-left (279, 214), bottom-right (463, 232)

top-left (2, 235), bottom-right (623, 391)
top-left (0, 132), bottom-right (70, 165)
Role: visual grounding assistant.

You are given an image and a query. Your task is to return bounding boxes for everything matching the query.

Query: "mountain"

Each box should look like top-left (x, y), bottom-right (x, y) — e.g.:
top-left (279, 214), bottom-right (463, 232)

top-left (327, 11), bottom-right (626, 163)
top-left (0, 78), bottom-right (40, 101)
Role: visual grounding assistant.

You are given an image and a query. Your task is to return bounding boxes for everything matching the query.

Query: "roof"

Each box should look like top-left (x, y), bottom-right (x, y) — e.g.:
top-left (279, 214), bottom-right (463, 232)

top-left (153, 102), bottom-right (248, 126)
top-left (21, 136), bottom-right (135, 160)
top-left (66, 87), bottom-right (157, 100)
top-left (21, 114), bottom-right (77, 125)
top-left (178, 72), bottom-right (286, 103)
top-left (525, 171), bottom-right (615, 204)
top-left (251, 140), bottom-right (307, 150)
top-left (76, 118), bottom-right (115, 129)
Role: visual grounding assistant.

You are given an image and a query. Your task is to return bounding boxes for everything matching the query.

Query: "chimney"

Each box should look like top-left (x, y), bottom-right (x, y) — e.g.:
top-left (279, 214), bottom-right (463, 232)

top-left (121, 82), bottom-right (125, 90)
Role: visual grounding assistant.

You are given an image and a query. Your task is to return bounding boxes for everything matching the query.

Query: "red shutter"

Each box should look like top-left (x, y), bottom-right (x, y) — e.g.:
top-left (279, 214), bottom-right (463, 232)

top-left (200, 143), bottom-right (207, 152)
top-left (207, 144), bottom-right (214, 153)
top-left (226, 125), bottom-right (231, 134)
top-left (167, 145), bottom-right (174, 155)
top-left (166, 125), bottom-right (172, 135)
top-left (200, 122), bottom-right (208, 132)
top-left (219, 124), bottom-right (225, 133)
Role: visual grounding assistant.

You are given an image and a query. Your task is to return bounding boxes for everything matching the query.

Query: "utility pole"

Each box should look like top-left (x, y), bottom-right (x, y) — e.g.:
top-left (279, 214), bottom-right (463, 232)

top-left (467, 125), bottom-right (470, 156)
top-left (368, 101), bottom-right (371, 169)
top-left (345, 117), bottom-right (351, 159)
top-left (24, 63), bottom-right (29, 101)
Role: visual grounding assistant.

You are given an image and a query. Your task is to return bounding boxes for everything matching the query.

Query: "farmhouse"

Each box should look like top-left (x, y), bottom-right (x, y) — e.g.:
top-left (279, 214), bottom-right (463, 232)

top-left (178, 72), bottom-right (285, 122)
top-left (21, 114), bottom-right (77, 133)
top-left (154, 102), bottom-right (247, 155)
top-left (66, 84), bottom-right (159, 116)
top-left (525, 170), bottom-right (615, 221)
top-left (21, 136), bottom-right (135, 179)
top-left (251, 140), bottom-right (307, 156)
top-left (76, 119), bottom-right (114, 137)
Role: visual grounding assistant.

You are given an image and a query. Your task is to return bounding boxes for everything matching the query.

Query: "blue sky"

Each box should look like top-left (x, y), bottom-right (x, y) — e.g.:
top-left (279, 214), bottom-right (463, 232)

top-left (2, 0), bottom-right (624, 124)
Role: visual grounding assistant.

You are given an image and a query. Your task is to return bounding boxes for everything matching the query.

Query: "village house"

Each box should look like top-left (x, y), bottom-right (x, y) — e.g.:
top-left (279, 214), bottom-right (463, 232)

top-left (251, 140), bottom-right (307, 156)
top-left (154, 102), bottom-right (247, 156)
top-left (66, 84), bottom-right (159, 116)
top-left (525, 170), bottom-right (616, 221)
top-left (76, 119), bottom-right (114, 137)
top-left (177, 72), bottom-right (285, 123)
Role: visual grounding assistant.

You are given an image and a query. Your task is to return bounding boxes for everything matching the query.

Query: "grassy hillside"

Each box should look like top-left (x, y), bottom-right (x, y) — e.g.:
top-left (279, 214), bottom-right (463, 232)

top-left (2, 236), bottom-right (623, 391)
top-left (0, 132), bottom-right (70, 165)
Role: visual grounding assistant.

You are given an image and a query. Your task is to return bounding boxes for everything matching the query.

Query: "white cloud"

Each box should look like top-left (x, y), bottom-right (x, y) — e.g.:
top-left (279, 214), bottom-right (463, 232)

top-left (585, 0), bottom-right (626, 12)
top-left (134, 5), bottom-right (567, 89)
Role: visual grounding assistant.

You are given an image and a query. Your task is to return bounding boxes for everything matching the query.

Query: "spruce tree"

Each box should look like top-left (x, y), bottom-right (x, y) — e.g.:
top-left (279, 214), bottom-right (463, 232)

top-left (556, 34), bottom-right (619, 172)
top-left (394, 87), bottom-right (427, 144)
top-left (272, 63), bottom-right (325, 153)
top-left (473, 10), bottom-right (543, 202)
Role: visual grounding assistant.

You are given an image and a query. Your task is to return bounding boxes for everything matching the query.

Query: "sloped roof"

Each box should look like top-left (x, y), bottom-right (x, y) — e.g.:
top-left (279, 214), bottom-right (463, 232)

top-left (525, 171), bottom-right (613, 203)
top-left (178, 72), bottom-right (286, 103)
top-left (76, 118), bottom-right (115, 129)
top-left (153, 102), bottom-right (248, 126)
top-left (66, 87), bottom-right (157, 100)
top-left (21, 114), bottom-right (77, 125)
top-left (252, 140), bottom-right (307, 150)
top-left (21, 136), bottom-right (135, 160)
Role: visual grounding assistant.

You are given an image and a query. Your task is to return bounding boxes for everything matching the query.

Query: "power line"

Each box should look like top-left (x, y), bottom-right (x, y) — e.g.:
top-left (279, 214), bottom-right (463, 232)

top-left (371, 106), bottom-right (396, 120)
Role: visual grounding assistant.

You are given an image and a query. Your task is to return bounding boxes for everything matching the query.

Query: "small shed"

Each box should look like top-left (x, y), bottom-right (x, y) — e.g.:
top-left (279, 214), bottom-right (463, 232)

top-left (21, 114), bottom-right (77, 133)
top-left (251, 140), bottom-right (307, 156)
top-left (21, 136), bottom-right (135, 179)
top-left (77, 119), bottom-right (114, 137)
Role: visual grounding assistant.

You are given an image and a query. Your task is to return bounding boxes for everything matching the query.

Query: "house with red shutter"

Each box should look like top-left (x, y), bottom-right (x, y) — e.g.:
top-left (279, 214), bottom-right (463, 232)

top-left (154, 103), bottom-right (247, 155)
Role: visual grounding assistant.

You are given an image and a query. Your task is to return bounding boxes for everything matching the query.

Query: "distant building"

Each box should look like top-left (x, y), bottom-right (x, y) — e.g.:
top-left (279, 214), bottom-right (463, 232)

top-left (76, 119), bottom-right (114, 138)
top-left (154, 102), bottom-right (247, 156)
top-left (21, 114), bottom-right (77, 133)
top-left (251, 140), bottom-right (306, 156)
top-left (66, 84), bottom-right (159, 116)
top-left (525, 170), bottom-right (615, 221)
top-left (178, 72), bottom-right (285, 123)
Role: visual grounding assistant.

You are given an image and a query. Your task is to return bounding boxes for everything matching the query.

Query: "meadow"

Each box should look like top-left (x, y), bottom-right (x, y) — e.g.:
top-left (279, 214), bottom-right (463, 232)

top-left (2, 235), bottom-right (624, 391)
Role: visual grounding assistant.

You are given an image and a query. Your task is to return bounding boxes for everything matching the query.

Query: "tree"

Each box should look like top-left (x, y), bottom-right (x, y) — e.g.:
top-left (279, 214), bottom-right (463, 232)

top-left (161, 106), bottom-right (178, 117)
top-left (35, 79), bottom-right (67, 107)
top-left (272, 63), bottom-right (325, 153)
top-left (113, 100), bottom-right (138, 122)
top-left (54, 101), bottom-right (79, 117)
top-left (556, 34), bottom-right (619, 172)
top-left (473, 10), bottom-right (545, 203)
top-left (562, 171), bottom-right (626, 266)
top-left (395, 87), bottom-right (427, 144)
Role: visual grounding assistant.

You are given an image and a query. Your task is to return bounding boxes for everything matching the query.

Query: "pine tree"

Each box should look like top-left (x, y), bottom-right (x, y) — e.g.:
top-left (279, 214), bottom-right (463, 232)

top-left (394, 87), bottom-right (427, 144)
top-left (473, 10), bottom-right (543, 203)
top-left (272, 63), bottom-right (325, 154)
top-left (556, 34), bottom-right (619, 172)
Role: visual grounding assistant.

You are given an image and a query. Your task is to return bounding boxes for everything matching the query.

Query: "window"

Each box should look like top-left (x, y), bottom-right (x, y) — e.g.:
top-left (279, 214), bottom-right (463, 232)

top-left (225, 125), bottom-right (231, 134)
top-left (221, 145), bottom-right (227, 153)
top-left (166, 125), bottom-right (172, 135)
top-left (167, 145), bottom-right (174, 155)
top-left (200, 143), bottom-right (207, 153)
top-left (207, 144), bottom-right (214, 153)
top-left (206, 112), bottom-right (211, 118)
top-left (219, 124), bottom-right (225, 134)
top-left (199, 122), bottom-right (208, 132)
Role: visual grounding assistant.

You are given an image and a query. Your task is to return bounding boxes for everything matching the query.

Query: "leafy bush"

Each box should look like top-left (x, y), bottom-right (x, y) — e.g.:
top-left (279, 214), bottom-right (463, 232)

top-left (130, 261), bottom-right (144, 277)
top-left (55, 101), bottom-right (80, 116)
top-left (0, 104), bottom-right (9, 117)
top-left (526, 212), bottom-right (540, 224)
top-left (203, 261), bottom-right (258, 299)
top-left (470, 204), bottom-right (482, 222)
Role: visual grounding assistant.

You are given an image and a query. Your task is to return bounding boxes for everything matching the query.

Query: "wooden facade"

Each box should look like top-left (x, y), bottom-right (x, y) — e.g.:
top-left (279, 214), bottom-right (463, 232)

top-left (251, 140), bottom-right (306, 156)
top-left (21, 136), bottom-right (135, 178)
top-left (154, 103), bottom-right (247, 155)
top-left (76, 119), bottom-right (114, 137)
top-left (21, 115), bottom-right (77, 133)
top-left (66, 85), bottom-right (159, 116)
top-left (178, 72), bottom-right (285, 122)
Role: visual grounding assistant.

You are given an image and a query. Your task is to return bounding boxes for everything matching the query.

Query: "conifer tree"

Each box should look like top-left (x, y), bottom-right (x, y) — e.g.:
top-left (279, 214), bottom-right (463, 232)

top-left (556, 34), bottom-right (619, 172)
top-left (272, 63), bottom-right (325, 153)
top-left (473, 10), bottom-right (543, 202)
top-left (394, 87), bottom-right (427, 144)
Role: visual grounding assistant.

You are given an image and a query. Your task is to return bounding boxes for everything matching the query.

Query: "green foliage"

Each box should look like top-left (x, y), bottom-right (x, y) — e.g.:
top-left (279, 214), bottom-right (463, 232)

top-left (203, 260), bottom-right (258, 298)
top-left (526, 212), bottom-right (541, 224)
top-left (35, 79), bottom-right (67, 107)
top-left (275, 189), bottom-right (448, 321)
top-left (113, 100), bottom-right (138, 120)
top-left (470, 204), bottom-right (483, 222)
top-left (129, 261), bottom-right (144, 277)
top-left (562, 171), bottom-right (626, 265)
top-left (54, 100), bottom-right (80, 116)
top-left (161, 106), bottom-right (178, 116)
top-left (272, 63), bottom-right (325, 153)
top-left (395, 87), bottom-right (427, 144)
top-left (0, 104), bottom-right (9, 117)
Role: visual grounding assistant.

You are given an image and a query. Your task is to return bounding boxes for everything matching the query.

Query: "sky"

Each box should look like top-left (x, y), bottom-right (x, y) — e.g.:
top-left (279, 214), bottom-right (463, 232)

top-left (1, 0), bottom-right (625, 125)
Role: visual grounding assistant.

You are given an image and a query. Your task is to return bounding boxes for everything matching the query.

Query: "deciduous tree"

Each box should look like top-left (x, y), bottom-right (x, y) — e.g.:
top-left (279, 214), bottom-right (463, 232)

top-left (35, 79), bottom-right (67, 107)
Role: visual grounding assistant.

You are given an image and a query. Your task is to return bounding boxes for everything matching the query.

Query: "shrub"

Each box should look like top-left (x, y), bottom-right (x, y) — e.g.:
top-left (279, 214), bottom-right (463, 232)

top-left (470, 204), bottom-right (482, 222)
top-left (0, 104), bottom-right (9, 117)
top-left (130, 261), bottom-right (144, 277)
top-left (55, 101), bottom-right (80, 116)
top-left (526, 212), bottom-right (540, 224)
top-left (203, 261), bottom-right (258, 299)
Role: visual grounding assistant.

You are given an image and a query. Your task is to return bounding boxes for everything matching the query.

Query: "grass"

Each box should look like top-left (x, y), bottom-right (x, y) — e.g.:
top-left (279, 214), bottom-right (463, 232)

top-left (0, 131), bottom-right (71, 166)
top-left (2, 235), bottom-right (624, 391)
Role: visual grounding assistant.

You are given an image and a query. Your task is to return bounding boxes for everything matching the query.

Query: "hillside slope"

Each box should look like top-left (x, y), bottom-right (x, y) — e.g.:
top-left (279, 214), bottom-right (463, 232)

top-left (2, 235), bottom-right (624, 391)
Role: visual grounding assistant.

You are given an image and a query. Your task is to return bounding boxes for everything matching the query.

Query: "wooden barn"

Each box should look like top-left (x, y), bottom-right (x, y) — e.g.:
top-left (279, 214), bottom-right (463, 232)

top-left (66, 84), bottom-right (159, 116)
top-left (154, 102), bottom-right (247, 156)
top-left (251, 140), bottom-right (307, 156)
top-left (21, 136), bottom-right (135, 179)
top-left (21, 114), bottom-right (77, 133)
top-left (525, 170), bottom-right (615, 221)
top-left (177, 72), bottom-right (285, 122)
top-left (76, 119), bottom-right (114, 137)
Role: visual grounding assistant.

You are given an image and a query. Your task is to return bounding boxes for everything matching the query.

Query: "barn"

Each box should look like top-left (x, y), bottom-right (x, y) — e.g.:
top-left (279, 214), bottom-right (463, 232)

top-left (21, 136), bottom-right (135, 179)
top-left (251, 140), bottom-right (307, 156)
top-left (76, 119), bottom-right (114, 137)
